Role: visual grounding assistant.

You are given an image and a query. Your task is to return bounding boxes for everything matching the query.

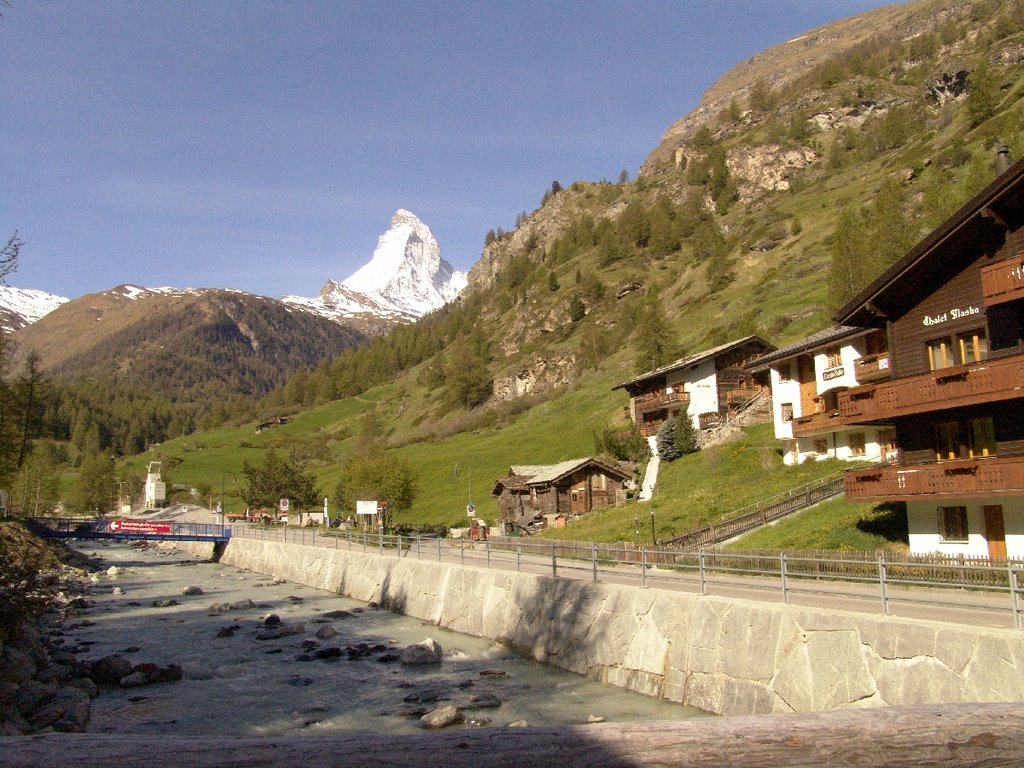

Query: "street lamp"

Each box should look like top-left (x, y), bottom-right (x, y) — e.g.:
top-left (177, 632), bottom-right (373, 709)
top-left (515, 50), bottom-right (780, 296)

top-left (650, 509), bottom-right (656, 546)
top-left (219, 472), bottom-right (236, 526)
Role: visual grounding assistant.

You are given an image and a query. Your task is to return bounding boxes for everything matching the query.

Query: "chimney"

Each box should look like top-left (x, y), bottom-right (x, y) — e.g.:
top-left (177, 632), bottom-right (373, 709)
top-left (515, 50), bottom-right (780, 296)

top-left (995, 138), bottom-right (1011, 174)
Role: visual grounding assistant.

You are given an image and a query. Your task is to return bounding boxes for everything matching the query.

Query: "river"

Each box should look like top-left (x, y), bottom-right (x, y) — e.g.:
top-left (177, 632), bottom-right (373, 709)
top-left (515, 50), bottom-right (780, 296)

top-left (61, 541), bottom-right (708, 737)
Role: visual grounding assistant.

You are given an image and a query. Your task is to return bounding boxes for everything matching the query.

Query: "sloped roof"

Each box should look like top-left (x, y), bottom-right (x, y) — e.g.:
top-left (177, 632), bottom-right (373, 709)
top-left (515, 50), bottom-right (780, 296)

top-left (745, 325), bottom-right (867, 372)
top-left (612, 335), bottom-right (774, 391)
top-left (835, 153), bottom-right (1024, 327)
top-left (493, 457), bottom-right (630, 496)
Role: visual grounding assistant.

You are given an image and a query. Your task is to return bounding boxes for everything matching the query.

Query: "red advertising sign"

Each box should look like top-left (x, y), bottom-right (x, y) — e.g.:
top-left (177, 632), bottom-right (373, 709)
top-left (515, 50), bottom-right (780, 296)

top-left (107, 520), bottom-right (173, 535)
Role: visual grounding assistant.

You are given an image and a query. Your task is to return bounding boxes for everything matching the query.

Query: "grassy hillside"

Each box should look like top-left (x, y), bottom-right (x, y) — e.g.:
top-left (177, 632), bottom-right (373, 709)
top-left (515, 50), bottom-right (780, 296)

top-left (128, 366), bottom-right (627, 525)
top-left (97, 0), bottom-right (1022, 550)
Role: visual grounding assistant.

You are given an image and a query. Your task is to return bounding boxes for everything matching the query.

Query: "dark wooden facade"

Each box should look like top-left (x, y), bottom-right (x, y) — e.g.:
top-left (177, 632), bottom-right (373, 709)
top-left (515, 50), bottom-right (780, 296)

top-left (492, 458), bottom-right (632, 531)
top-left (834, 155), bottom-right (1024, 558)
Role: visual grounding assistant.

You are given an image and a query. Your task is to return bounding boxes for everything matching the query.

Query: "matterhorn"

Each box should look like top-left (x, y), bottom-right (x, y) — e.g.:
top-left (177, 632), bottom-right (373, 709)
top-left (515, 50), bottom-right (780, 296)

top-left (283, 210), bottom-right (466, 329)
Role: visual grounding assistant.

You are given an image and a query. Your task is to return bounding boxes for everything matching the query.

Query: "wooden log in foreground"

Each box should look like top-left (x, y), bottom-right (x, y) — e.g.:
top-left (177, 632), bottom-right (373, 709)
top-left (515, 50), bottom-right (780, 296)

top-left (2, 703), bottom-right (1022, 768)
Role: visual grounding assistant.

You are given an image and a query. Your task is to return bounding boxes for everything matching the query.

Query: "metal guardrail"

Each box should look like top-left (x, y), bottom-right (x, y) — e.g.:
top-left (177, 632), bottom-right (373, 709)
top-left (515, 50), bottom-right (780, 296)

top-left (231, 524), bottom-right (1024, 630)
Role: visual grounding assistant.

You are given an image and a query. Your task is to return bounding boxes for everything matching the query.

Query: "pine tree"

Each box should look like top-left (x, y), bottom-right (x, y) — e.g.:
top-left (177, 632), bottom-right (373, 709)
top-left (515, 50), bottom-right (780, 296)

top-left (633, 293), bottom-right (674, 373)
top-left (71, 451), bottom-right (116, 514)
top-left (827, 205), bottom-right (870, 310)
top-left (656, 418), bottom-right (681, 461)
top-left (568, 294), bottom-right (586, 322)
top-left (241, 448), bottom-right (320, 512)
top-left (967, 60), bottom-right (999, 128)
top-left (676, 409), bottom-right (700, 454)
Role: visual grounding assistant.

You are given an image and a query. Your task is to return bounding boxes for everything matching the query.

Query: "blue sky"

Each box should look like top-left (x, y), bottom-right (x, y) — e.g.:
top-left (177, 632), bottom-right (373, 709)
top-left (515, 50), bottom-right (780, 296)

top-left (2, 1), bottom-right (895, 300)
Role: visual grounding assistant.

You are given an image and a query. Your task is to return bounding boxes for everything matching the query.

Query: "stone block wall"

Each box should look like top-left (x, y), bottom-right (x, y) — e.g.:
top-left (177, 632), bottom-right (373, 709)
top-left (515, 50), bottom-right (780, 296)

top-left (174, 538), bottom-right (1024, 716)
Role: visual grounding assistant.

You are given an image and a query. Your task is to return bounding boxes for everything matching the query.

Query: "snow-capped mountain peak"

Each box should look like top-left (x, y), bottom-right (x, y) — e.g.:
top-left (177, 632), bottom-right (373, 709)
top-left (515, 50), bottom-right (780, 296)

top-left (0, 286), bottom-right (70, 332)
top-left (282, 210), bottom-right (467, 328)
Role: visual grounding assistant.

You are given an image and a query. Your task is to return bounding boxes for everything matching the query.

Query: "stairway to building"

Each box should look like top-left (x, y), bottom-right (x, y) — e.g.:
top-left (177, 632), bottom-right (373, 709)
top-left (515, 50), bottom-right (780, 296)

top-left (638, 436), bottom-right (660, 501)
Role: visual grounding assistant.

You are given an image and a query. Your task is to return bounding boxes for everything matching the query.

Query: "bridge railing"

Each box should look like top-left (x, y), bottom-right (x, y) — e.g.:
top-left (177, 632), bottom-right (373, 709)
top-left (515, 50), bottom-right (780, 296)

top-left (230, 524), bottom-right (1024, 630)
top-left (25, 517), bottom-right (230, 540)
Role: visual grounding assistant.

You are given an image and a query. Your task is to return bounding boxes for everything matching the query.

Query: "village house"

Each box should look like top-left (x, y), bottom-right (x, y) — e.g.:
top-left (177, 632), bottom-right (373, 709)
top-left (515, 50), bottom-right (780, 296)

top-left (746, 325), bottom-right (894, 466)
top-left (612, 336), bottom-right (775, 437)
top-left (491, 457), bottom-right (632, 533)
top-left (832, 152), bottom-right (1024, 560)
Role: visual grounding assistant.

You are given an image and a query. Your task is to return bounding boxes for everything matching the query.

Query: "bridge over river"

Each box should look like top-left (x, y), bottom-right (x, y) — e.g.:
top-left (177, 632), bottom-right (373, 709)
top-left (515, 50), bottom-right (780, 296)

top-left (26, 516), bottom-right (231, 544)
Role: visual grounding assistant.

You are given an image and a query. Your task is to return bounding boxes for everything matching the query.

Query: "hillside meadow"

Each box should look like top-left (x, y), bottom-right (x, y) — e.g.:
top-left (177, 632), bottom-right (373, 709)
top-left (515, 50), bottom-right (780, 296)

top-left (121, 366), bottom-right (905, 552)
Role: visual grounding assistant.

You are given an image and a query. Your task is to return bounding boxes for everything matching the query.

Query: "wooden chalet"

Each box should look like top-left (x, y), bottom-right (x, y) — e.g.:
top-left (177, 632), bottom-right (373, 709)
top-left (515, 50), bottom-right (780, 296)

top-left (492, 458), bottom-right (632, 532)
top-left (747, 325), bottom-right (894, 466)
top-left (613, 336), bottom-right (775, 437)
top-left (833, 152), bottom-right (1024, 560)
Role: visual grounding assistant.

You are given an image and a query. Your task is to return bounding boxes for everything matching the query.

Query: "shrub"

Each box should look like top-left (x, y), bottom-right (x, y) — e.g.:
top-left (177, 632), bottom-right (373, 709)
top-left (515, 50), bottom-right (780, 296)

top-left (0, 522), bottom-right (60, 639)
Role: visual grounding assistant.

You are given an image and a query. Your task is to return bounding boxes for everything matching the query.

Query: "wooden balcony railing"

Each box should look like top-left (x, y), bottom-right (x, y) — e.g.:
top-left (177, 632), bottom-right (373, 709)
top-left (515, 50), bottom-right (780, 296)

top-left (853, 352), bottom-right (891, 384)
top-left (844, 454), bottom-right (1024, 501)
top-left (838, 352), bottom-right (1024, 422)
top-left (982, 254), bottom-right (1024, 306)
top-left (790, 410), bottom-right (845, 437)
top-left (633, 391), bottom-right (689, 418)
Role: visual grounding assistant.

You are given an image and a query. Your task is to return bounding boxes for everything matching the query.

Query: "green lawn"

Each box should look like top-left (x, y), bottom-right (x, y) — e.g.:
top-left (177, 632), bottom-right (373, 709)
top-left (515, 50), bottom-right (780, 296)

top-left (724, 497), bottom-right (909, 552)
top-left (539, 423), bottom-right (858, 545)
top-left (116, 370), bottom-right (909, 553)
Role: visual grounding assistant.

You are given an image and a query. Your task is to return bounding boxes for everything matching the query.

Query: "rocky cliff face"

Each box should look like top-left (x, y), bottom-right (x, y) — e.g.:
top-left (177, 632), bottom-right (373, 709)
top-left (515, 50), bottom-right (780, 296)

top-left (639, 0), bottom-right (975, 174)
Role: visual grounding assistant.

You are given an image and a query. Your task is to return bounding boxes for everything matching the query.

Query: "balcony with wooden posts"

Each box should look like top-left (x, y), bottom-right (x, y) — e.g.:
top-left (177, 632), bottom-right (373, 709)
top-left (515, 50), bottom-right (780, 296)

top-left (853, 352), bottom-right (891, 384)
top-left (844, 453), bottom-right (1024, 501)
top-left (982, 253), bottom-right (1024, 307)
top-left (633, 390), bottom-right (690, 419)
top-left (838, 352), bottom-right (1024, 423)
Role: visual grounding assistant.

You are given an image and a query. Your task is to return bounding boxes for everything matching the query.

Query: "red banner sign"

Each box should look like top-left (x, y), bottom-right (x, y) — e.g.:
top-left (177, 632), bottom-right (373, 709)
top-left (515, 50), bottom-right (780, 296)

top-left (107, 520), bottom-right (173, 535)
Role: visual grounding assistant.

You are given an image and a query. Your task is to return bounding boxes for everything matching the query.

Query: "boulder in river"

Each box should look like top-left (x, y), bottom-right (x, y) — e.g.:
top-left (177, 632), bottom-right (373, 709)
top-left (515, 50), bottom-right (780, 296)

top-left (420, 704), bottom-right (464, 729)
top-left (400, 638), bottom-right (443, 665)
top-left (89, 655), bottom-right (133, 686)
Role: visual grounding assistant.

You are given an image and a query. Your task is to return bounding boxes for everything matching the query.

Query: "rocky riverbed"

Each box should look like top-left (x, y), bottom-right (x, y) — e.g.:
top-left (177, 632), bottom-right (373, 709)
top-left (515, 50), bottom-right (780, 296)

top-left (3, 540), bottom-right (706, 736)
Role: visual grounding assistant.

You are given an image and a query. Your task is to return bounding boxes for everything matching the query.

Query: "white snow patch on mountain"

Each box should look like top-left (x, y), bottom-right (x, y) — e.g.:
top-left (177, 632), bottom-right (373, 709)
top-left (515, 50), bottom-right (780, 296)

top-left (0, 286), bottom-right (70, 332)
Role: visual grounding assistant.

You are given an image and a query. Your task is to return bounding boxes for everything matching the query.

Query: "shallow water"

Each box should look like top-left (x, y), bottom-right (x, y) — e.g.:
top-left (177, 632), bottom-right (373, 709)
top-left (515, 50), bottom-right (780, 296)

top-left (62, 541), bottom-right (708, 736)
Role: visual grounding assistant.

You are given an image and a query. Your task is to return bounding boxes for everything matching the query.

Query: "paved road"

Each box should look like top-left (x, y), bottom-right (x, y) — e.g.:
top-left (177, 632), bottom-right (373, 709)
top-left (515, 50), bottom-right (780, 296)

top-left (235, 525), bottom-right (1022, 632)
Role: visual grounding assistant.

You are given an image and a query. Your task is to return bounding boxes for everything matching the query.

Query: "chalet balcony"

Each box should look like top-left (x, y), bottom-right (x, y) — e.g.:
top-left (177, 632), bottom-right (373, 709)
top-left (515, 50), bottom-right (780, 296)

top-left (790, 410), bottom-right (844, 438)
top-left (844, 454), bottom-right (1024, 501)
top-left (633, 391), bottom-right (689, 418)
top-left (853, 352), bottom-right (891, 384)
top-left (838, 352), bottom-right (1024, 423)
top-left (982, 253), bottom-right (1024, 307)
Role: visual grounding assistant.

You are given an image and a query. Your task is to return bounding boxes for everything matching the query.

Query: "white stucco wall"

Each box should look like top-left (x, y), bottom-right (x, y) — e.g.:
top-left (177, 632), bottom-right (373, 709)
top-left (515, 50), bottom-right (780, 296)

top-left (788, 427), bottom-right (887, 466)
top-left (906, 497), bottom-right (1024, 558)
top-left (769, 367), bottom-right (799, 440)
top-left (668, 359), bottom-right (717, 429)
top-left (769, 337), bottom-right (892, 467)
top-left (813, 337), bottom-right (866, 393)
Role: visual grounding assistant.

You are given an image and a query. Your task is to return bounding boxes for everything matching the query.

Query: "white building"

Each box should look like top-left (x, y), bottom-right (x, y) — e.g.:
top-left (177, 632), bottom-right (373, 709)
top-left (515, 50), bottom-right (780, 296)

top-left (144, 462), bottom-right (166, 509)
top-left (613, 336), bottom-right (776, 437)
top-left (747, 326), bottom-right (894, 466)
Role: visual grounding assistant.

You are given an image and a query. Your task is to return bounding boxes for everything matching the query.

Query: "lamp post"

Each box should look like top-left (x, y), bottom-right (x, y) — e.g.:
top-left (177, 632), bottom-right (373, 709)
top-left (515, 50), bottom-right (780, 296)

top-left (650, 509), bottom-right (656, 546)
top-left (634, 514), bottom-right (639, 542)
top-left (219, 472), bottom-right (236, 526)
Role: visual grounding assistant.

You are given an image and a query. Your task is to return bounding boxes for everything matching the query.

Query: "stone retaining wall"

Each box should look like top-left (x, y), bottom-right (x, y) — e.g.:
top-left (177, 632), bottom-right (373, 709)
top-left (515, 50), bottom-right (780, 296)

top-left (173, 538), bottom-right (1024, 716)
